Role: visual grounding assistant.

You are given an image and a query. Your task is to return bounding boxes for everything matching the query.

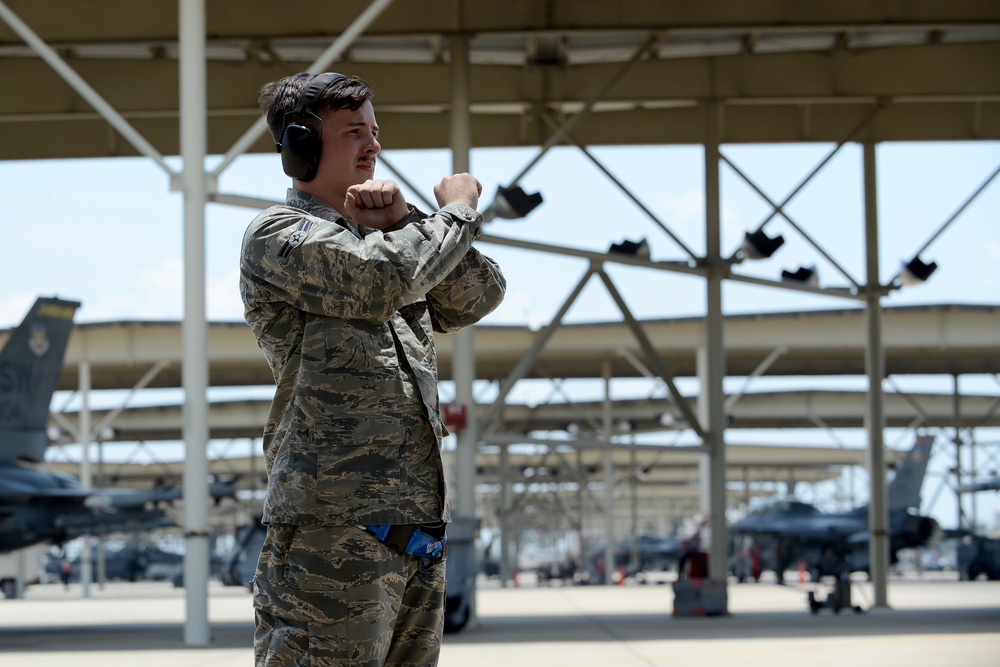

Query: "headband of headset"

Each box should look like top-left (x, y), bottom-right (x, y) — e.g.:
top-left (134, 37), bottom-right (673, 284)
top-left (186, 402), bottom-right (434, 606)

top-left (278, 72), bottom-right (349, 181)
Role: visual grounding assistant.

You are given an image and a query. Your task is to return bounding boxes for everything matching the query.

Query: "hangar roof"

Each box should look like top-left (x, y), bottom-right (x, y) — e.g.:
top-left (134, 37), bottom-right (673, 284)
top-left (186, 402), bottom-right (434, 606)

top-left (0, 303), bottom-right (991, 391)
top-left (4, 3), bottom-right (996, 540)
top-left (1, 0), bottom-right (998, 160)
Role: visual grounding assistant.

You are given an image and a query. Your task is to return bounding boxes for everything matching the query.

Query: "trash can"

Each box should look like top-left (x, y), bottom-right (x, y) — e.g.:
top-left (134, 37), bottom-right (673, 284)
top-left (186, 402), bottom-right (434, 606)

top-left (443, 516), bottom-right (479, 633)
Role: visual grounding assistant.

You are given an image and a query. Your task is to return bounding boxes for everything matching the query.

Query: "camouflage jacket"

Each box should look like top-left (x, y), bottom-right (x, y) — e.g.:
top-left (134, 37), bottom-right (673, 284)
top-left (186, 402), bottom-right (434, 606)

top-left (240, 189), bottom-right (505, 526)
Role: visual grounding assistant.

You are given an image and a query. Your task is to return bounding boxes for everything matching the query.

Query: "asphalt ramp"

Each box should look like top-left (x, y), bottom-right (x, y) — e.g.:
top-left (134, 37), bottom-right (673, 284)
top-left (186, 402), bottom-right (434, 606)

top-left (0, 577), bottom-right (996, 667)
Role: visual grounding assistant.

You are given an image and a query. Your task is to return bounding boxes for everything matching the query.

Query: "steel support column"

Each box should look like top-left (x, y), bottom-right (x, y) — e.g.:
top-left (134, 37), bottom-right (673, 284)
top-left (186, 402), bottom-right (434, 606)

top-left (576, 449), bottom-right (587, 584)
top-left (179, 0), bottom-right (210, 646)
top-left (499, 443), bottom-right (512, 586)
top-left (629, 436), bottom-right (639, 575)
top-left (701, 102), bottom-right (729, 586)
top-left (449, 33), bottom-right (479, 623)
top-left (863, 141), bottom-right (890, 608)
top-left (79, 360), bottom-right (92, 598)
top-left (602, 361), bottom-right (616, 585)
top-left (953, 375), bottom-right (965, 531)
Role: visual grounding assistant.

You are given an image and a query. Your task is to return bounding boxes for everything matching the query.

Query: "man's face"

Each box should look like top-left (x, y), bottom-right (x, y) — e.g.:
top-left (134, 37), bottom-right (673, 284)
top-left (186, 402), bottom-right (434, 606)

top-left (314, 99), bottom-right (381, 195)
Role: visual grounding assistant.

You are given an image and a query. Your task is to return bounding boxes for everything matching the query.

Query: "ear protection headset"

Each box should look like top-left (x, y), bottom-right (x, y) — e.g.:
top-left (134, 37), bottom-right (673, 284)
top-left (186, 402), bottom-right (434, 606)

top-left (276, 72), bottom-right (348, 181)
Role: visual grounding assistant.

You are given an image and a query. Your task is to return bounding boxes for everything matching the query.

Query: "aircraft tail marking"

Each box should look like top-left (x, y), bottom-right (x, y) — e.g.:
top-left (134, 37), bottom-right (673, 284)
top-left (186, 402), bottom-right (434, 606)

top-left (0, 296), bottom-right (81, 464)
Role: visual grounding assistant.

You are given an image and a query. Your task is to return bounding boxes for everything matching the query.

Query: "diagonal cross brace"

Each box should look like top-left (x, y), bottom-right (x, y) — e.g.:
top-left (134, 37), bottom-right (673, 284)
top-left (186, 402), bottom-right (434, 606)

top-left (479, 266), bottom-right (597, 431)
top-left (594, 268), bottom-right (707, 441)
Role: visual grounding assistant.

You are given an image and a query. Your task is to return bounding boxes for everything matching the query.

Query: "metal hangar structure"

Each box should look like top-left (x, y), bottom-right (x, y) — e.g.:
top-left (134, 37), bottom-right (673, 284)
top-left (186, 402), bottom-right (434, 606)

top-left (25, 304), bottom-right (1000, 532)
top-left (2, 0), bottom-right (999, 641)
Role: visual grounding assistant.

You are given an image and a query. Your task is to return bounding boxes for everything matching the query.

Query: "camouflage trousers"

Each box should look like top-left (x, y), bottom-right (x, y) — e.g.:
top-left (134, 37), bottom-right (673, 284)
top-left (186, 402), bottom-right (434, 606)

top-left (253, 523), bottom-right (446, 667)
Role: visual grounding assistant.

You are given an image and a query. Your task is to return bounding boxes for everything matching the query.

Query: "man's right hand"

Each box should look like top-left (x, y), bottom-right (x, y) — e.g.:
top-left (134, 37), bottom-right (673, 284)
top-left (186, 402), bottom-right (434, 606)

top-left (344, 179), bottom-right (409, 230)
top-left (434, 173), bottom-right (482, 211)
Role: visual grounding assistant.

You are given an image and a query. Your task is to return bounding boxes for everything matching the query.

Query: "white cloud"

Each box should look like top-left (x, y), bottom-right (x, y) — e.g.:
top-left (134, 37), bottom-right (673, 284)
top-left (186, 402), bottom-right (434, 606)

top-left (71, 257), bottom-right (184, 323)
top-left (484, 290), bottom-right (547, 330)
top-left (647, 187), bottom-right (746, 253)
top-left (88, 260), bottom-right (245, 323)
top-left (136, 257), bottom-right (185, 318)
top-left (0, 292), bottom-right (42, 329)
top-left (655, 187), bottom-right (704, 230)
top-left (208, 266), bottom-right (245, 322)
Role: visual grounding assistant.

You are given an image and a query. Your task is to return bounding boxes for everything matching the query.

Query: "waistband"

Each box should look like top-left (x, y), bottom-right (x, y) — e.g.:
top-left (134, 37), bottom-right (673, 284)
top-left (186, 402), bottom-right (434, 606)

top-left (361, 522), bottom-right (447, 566)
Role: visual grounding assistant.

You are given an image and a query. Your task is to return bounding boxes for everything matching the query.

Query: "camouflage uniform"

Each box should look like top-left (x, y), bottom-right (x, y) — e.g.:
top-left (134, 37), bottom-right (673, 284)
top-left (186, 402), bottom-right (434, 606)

top-left (241, 188), bottom-right (505, 666)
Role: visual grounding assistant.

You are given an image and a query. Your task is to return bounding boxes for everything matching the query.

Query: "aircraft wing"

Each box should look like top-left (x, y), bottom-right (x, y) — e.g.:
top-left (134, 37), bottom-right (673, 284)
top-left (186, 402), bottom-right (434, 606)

top-left (843, 508), bottom-right (939, 551)
top-left (956, 476), bottom-right (1000, 494)
top-left (51, 504), bottom-right (176, 539)
top-left (0, 492), bottom-right (174, 554)
top-left (83, 480), bottom-right (236, 509)
top-left (83, 486), bottom-right (185, 509)
top-left (0, 465), bottom-right (236, 553)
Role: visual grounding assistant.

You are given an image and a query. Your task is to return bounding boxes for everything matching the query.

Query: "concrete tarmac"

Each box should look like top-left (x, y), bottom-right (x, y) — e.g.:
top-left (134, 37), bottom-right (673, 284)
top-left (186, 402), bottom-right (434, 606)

top-left (0, 574), bottom-right (997, 667)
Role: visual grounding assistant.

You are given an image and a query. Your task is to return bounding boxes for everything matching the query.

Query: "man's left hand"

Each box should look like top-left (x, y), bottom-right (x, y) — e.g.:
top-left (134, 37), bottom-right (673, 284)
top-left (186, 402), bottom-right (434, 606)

top-left (345, 179), bottom-right (409, 230)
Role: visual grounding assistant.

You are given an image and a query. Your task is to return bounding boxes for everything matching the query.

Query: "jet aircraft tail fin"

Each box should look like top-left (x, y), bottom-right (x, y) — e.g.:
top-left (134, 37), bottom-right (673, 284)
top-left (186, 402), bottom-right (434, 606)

top-left (887, 434), bottom-right (934, 512)
top-left (0, 296), bottom-right (81, 464)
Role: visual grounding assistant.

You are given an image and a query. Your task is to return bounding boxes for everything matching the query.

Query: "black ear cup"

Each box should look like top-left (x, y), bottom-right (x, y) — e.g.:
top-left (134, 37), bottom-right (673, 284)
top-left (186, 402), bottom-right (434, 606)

top-left (280, 123), bottom-right (322, 181)
top-left (278, 72), bottom-right (349, 182)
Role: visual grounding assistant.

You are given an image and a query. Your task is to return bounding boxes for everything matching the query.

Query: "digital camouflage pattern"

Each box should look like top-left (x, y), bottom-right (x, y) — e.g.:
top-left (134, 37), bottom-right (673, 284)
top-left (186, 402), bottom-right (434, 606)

top-left (254, 524), bottom-right (445, 667)
top-left (242, 187), bottom-right (503, 666)
top-left (240, 188), bottom-right (505, 527)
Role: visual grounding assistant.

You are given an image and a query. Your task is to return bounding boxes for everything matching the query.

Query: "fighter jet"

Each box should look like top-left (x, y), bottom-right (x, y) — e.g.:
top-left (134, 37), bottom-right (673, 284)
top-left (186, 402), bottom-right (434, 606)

top-left (0, 297), bottom-right (219, 554)
top-left (956, 476), bottom-right (1000, 494)
top-left (729, 435), bottom-right (938, 581)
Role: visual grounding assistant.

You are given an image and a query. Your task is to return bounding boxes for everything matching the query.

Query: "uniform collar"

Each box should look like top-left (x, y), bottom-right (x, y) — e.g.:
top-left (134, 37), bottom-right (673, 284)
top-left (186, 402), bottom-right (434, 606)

top-left (286, 188), bottom-right (363, 238)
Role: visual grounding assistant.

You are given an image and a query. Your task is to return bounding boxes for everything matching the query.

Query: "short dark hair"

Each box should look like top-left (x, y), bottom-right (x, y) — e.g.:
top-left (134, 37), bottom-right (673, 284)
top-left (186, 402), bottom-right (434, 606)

top-left (258, 72), bottom-right (374, 145)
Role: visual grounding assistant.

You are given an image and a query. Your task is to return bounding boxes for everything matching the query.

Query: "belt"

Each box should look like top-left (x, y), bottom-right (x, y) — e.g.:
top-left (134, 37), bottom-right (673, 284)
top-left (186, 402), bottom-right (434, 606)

top-left (361, 522), bottom-right (447, 566)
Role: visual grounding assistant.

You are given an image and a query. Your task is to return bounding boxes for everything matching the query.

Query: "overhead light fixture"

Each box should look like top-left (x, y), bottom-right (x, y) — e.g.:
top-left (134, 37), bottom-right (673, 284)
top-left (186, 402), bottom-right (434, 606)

top-left (900, 255), bottom-right (938, 285)
top-left (615, 420), bottom-right (634, 434)
top-left (740, 229), bottom-right (785, 260)
top-left (608, 237), bottom-right (650, 258)
top-left (780, 265), bottom-right (818, 287)
top-left (481, 184), bottom-right (544, 222)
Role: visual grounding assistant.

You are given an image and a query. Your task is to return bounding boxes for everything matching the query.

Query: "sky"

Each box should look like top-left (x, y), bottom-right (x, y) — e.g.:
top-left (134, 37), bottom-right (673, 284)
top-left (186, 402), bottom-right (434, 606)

top-left (1, 138), bottom-right (998, 533)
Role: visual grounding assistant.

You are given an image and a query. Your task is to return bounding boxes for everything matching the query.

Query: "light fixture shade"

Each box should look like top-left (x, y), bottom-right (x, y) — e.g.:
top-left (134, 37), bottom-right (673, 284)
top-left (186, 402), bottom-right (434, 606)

top-left (781, 265), bottom-right (818, 287)
top-left (900, 256), bottom-right (938, 285)
top-left (481, 185), bottom-right (544, 222)
top-left (608, 238), bottom-right (650, 257)
top-left (741, 229), bottom-right (785, 260)
top-left (658, 411), bottom-right (688, 428)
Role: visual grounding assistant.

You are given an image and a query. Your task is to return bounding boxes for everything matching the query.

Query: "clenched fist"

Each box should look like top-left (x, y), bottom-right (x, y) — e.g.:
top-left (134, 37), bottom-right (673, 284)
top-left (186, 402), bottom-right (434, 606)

top-left (345, 179), bottom-right (409, 230)
top-left (434, 173), bottom-right (482, 211)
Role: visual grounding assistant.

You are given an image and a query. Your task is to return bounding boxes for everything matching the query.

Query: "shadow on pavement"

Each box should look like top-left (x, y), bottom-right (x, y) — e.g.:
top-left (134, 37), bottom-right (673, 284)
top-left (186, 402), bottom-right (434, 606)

top-left (0, 621), bottom-right (253, 652)
top-left (444, 607), bottom-right (1000, 645)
